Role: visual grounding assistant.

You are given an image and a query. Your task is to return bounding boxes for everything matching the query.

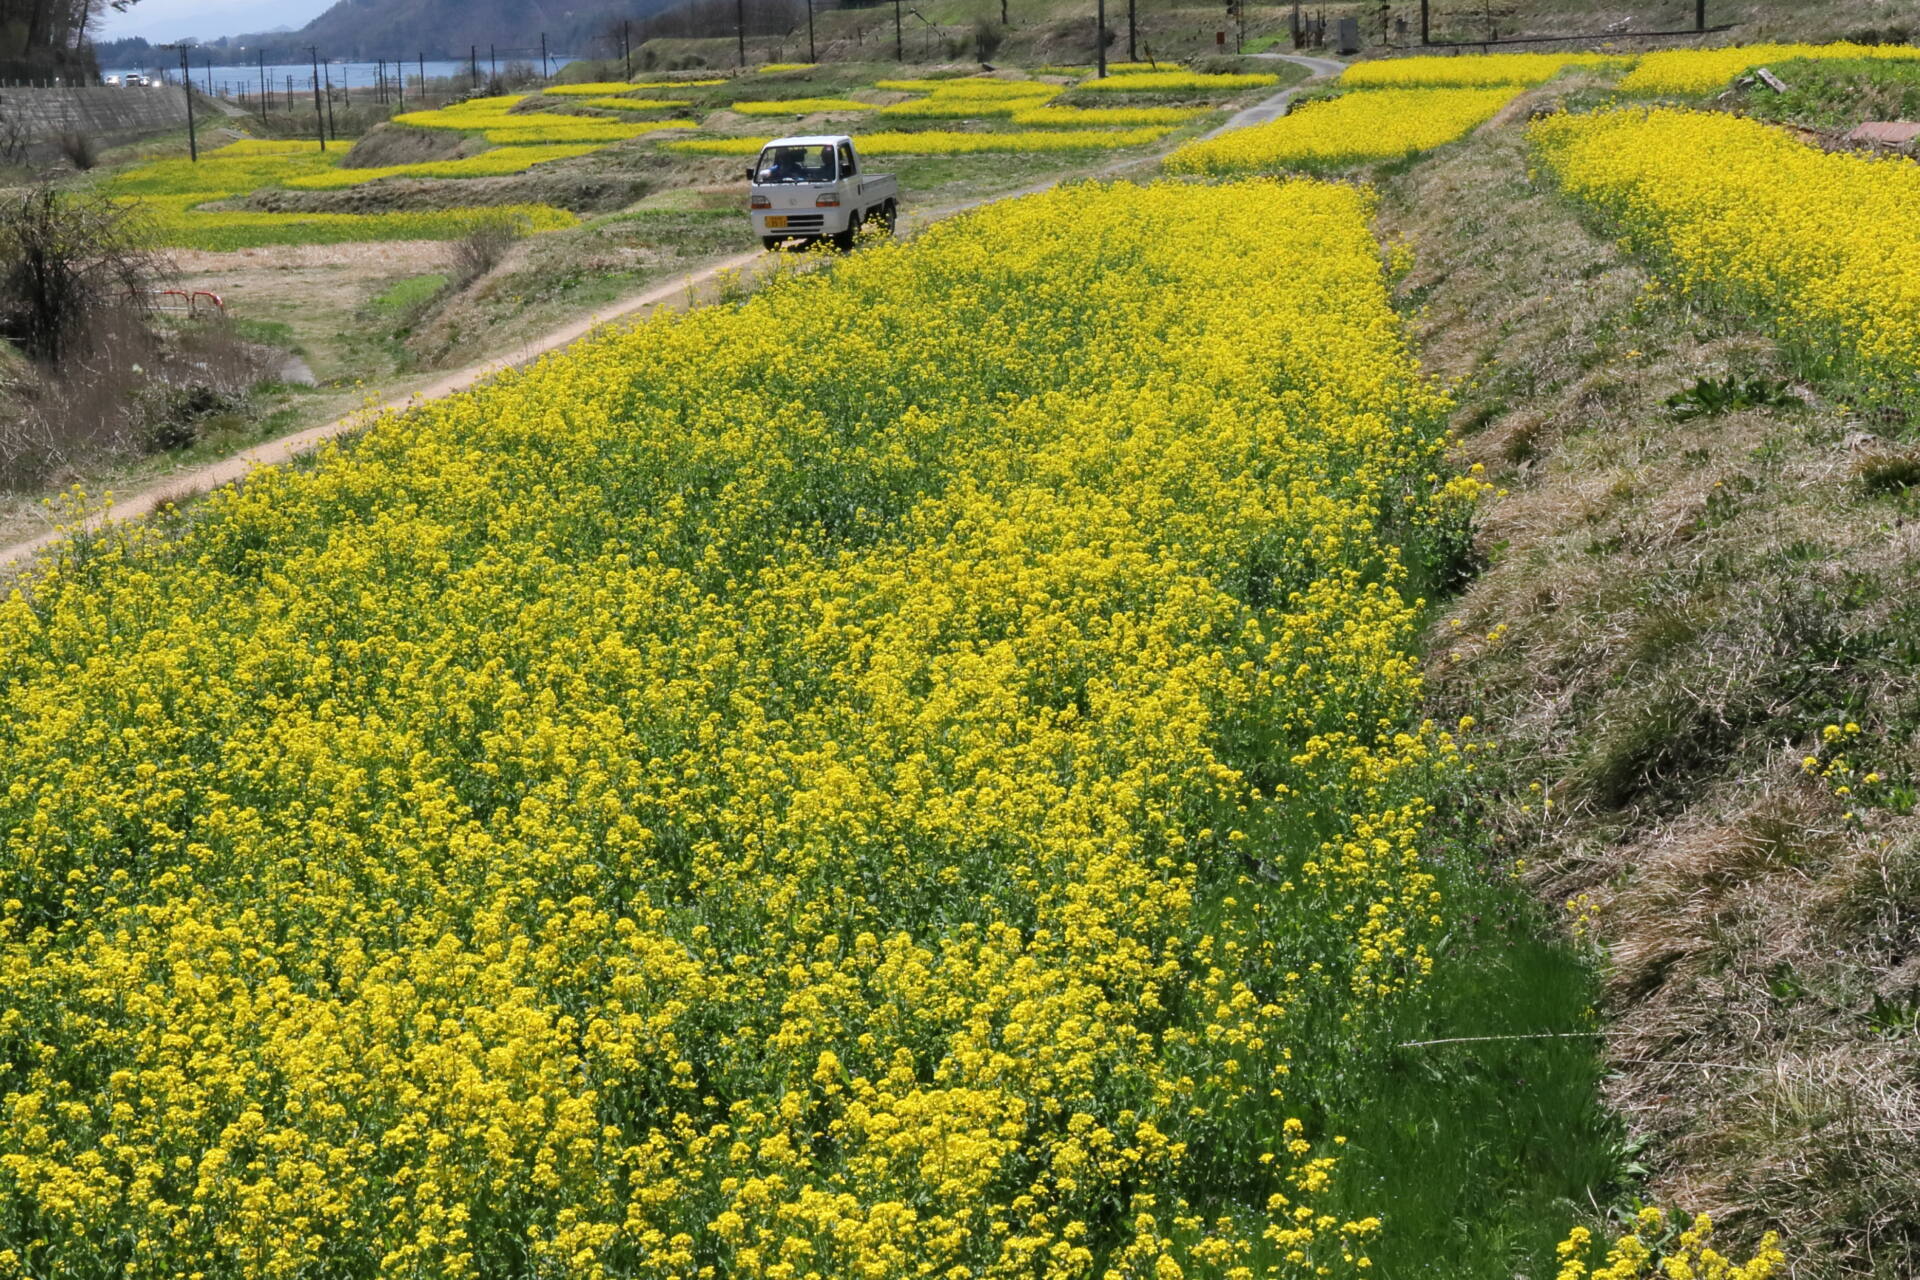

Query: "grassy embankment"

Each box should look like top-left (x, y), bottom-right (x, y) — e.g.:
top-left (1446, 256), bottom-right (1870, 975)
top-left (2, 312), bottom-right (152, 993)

top-left (1371, 60), bottom-right (1920, 1279)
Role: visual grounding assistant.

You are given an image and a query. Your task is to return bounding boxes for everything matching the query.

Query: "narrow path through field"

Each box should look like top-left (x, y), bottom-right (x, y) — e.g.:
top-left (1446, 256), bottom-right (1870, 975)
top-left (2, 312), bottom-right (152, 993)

top-left (1218, 52), bottom-right (1346, 133)
top-left (0, 52), bottom-right (1342, 574)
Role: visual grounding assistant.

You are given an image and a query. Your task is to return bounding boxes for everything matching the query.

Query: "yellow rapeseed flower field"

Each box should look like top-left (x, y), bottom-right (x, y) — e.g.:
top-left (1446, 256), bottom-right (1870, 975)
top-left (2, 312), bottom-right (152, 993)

top-left (392, 93), bottom-right (531, 129)
top-left (872, 79), bottom-right (1060, 117)
top-left (1079, 70), bottom-right (1279, 92)
top-left (668, 126), bottom-right (1173, 154)
top-left (1616, 41), bottom-right (1920, 93)
top-left (1556, 1209), bottom-right (1783, 1280)
top-left (1340, 52), bottom-right (1632, 88)
top-left (1164, 86), bottom-right (1519, 174)
top-left (873, 76), bottom-right (1050, 93)
top-left (1530, 107), bottom-right (1920, 396)
top-left (0, 178), bottom-right (1472, 1279)
top-left (578, 96), bottom-right (694, 111)
top-left (98, 139), bottom-right (578, 250)
top-left (729, 97), bottom-right (880, 115)
top-left (283, 144), bottom-right (602, 189)
top-left (543, 81), bottom-right (645, 96)
top-left (1008, 104), bottom-right (1210, 126)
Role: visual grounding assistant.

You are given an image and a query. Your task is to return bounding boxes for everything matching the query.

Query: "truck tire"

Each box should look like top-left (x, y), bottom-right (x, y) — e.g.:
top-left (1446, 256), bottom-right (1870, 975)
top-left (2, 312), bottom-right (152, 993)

top-left (833, 215), bottom-right (859, 251)
top-left (761, 236), bottom-right (780, 251)
top-left (877, 200), bottom-right (897, 236)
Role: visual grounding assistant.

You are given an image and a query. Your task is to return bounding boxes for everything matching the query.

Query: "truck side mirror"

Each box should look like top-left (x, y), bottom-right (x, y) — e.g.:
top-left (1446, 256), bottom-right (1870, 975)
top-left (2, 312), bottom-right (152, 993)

top-left (744, 167), bottom-right (754, 181)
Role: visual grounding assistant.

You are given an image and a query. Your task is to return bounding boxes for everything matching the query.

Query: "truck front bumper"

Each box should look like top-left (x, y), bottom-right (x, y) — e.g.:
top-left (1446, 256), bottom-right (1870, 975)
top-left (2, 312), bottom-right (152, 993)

top-left (752, 209), bottom-right (842, 238)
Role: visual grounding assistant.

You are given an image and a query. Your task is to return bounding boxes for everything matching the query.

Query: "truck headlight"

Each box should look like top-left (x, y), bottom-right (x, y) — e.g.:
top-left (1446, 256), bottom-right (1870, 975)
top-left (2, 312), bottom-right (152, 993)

top-left (750, 195), bottom-right (771, 209)
top-left (815, 194), bottom-right (840, 207)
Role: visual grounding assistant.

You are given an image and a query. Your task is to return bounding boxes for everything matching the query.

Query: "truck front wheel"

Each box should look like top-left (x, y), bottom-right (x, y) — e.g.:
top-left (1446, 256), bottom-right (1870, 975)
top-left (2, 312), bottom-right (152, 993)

top-left (761, 236), bottom-right (781, 251)
top-left (875, 201), bottom-right (897, 236)
top-left (832, 214), bottom-right (860, 251)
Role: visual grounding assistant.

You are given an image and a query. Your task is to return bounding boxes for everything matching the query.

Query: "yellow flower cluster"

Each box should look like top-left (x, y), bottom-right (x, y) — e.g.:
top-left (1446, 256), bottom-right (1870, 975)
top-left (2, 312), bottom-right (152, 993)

top-left (876, 79), bottom-right (1061, 117)
top-left (1800, 722), bottom-right (1885, 820)
top-left (1008, 103), bottom-right (1209, 126)
top-left (1530, 107), bottom-right (1920, 395)
top-left (0, 178), bottom-right (1465, 1278)
top-left (670, 126), bottom-right (1173, 155)
top-left (1079, 69), bottom-right (1279, 92)
top-left (393, 94), bottom-right (655, 144)
top-left (729, 97), bottom-right (880, 115)
top-left (873, 76), bottom-right (1042, 92)
top-left (391, 92), bottom-right (532, 129)
top-left (1556, 1209), bottom-right (1784, 1280)
top-left (479, 120), bottom-right (657, 144)
top-left (1616, 41), bottom-right (1920, 94)
top-left (130, 193), bottom-right (578, 250)
top-left (100, 139), bottom-right (577, 250)
top-left (577, 97), bottom-right (697, 115)
top-left (283, 143), bottom-right (601, 188)
top-left (543, 80), bottom-right (645, 95)
top-left (104, 137), bottom-right (337, 195)
top-left (759, 62), bottom-right (817, 72)
top-left (1340, 52), bottom-right (1631, 88)
top-left (1164, 86), bottom-right (1518, 173)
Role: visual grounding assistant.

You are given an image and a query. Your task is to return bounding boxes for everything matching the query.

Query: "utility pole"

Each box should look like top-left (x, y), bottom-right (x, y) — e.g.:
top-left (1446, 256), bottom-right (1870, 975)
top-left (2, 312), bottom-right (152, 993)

top-left (309, 47), bottom-right (326, 150)
top-left (470, 45), bottom-right (479, 91)
top-left (737, 0), bottom-right (748, 67)
top-left (323, 59), bottom-right (337, 137)
top-left (173, 46), bottom-right (197, 160)
top-left (806, 0), bottom-right (816, 63)
top-left (623, 20), bottom-right (632, 80)
top-left (257, 49), bottom-right (266, 113)
top-left (490, 43), bottom-right (498, 86)
top-left (1696, 0), bottom-right (1706, 31)
top-left (1096, 0), bottom-right (1106, 74)
top-left (1419, 0), bottom-right (1428, 44)
top-left (540, 33), bottom-right (549, 81)
top-left (1127, 0), bottom-right (1136, 61)
top-left (894, 0), bottom-right (903, 60)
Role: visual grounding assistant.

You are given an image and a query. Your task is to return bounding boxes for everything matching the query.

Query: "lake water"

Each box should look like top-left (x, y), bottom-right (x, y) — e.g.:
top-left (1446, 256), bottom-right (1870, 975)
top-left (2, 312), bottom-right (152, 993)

top-left (105, 57), bottom-right (582, 97)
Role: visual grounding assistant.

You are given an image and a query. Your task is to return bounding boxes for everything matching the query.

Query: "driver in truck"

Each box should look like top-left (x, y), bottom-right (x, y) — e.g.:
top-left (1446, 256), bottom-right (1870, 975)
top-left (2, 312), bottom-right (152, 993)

top-left (759, 144), bottom-right (833, 184)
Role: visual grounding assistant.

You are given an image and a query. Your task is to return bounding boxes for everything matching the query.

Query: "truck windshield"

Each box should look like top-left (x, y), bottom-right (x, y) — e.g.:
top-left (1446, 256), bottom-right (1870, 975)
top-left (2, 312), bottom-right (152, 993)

top-left (755, 144), bottom-right (838, 184)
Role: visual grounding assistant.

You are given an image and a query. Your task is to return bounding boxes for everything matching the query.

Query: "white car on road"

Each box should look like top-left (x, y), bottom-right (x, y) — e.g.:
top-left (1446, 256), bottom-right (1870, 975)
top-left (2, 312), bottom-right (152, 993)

top-left (748, 134), bottom-right (898, 251)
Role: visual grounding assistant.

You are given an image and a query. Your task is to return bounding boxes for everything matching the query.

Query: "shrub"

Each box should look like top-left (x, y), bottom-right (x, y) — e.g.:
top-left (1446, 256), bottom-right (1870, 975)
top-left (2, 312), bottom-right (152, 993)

top-left (449, 216), bottom-right (522, 287)
top-left (973, 18), bottom-right (1004, 61)
top-left (0, 186), bottom-right (159, 364)
top-left (56, 129), bottom-right (98, 170)
top-left (0, 310), bottom-right (268, 490)
top-left (1857, 449), bottom-right (1920, 493)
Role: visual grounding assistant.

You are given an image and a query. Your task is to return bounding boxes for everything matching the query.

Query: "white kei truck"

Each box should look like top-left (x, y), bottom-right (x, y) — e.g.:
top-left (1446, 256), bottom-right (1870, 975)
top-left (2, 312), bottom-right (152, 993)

top-left (747, 135), bottom-right (899, 251)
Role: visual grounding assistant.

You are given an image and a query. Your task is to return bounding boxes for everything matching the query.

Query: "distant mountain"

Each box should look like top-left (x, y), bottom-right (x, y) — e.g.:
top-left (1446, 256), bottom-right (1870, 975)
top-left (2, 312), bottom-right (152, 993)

top-left (140, 0), bottom-right (683, 64)
top-left (297, 0), bottom-right (697, 60)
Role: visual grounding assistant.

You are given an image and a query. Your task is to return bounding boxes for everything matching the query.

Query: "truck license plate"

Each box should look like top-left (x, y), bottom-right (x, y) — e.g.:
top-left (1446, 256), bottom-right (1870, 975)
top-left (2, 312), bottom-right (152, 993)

top-left (764, 216), bottom-right (788, 229)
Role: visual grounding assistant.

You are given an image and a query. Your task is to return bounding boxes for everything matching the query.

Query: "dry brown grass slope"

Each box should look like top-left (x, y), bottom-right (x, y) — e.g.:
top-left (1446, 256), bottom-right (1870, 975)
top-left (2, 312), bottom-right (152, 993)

top-left (1376, 87), bottom-right (1920, 1278)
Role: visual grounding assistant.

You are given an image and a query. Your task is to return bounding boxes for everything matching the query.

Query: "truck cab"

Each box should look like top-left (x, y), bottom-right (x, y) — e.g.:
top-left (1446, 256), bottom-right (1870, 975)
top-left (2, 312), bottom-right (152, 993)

top-left (748, 134), bottom-right (899, 251)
